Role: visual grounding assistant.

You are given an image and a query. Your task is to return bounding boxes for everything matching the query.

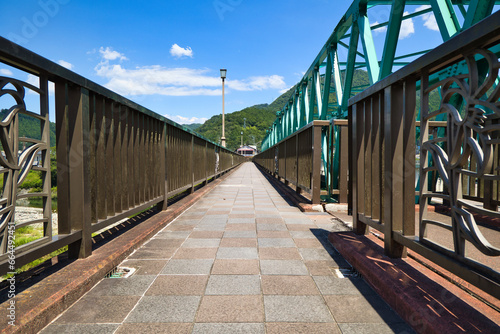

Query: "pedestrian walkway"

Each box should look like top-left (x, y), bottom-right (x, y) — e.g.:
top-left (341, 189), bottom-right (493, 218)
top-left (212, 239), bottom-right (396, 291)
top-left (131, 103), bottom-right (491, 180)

top-left (40, 162), bottom-right (415, 334)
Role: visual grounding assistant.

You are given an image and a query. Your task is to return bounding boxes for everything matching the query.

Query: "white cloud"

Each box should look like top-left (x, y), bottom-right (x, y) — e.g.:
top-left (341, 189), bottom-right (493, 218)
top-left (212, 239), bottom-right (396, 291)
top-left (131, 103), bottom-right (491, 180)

top-left (58, 60), bottom-right (73, 70)
top-left (99, 46), bottom-right (127, 61)
top-left (26, 74), bottom-right (55, 94)
top-left (95, 60), bottom-right (287, 97)
top-left (416, 5), bottom-right (439, 31)
top-left (0, 69), bottom-right (13, 76)
top-left (399, 12), bottom-right (415, 39)
top-left (371, 21), bottom-right (387, 35)
top-left (165, 114), bottom-right (208, 124)
top-left (170, 44), bottom-right (193, 59)
top-left (228, 75), bottom-right (286, 91)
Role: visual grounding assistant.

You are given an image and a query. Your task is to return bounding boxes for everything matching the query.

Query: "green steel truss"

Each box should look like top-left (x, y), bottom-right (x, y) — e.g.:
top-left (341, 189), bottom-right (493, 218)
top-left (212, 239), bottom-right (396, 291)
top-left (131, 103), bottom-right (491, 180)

top-left (262, 0), bottom-right (499, 151)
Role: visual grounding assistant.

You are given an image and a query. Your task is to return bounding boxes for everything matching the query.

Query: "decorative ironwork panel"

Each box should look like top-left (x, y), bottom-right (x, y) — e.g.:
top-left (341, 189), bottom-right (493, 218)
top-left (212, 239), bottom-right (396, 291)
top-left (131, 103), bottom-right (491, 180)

top-left (420, 48), bottom-right (500, 259)
top-left (0, 76), bottom-right (51, 255)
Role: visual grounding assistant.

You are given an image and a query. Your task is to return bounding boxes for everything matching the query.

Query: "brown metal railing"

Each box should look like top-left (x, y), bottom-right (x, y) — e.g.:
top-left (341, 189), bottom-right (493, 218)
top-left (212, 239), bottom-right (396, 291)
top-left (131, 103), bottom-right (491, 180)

top-left (253, 120), bottom-right (327, 204)
top-left (0, 37), bottom-right (244, 274)
top-left (349, 12), bottom-right (500, 298)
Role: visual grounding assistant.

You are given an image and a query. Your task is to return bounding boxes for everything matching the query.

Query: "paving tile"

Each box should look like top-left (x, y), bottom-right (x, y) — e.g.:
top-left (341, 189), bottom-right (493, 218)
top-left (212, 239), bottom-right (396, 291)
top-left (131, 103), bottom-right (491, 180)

top-left (223, 230), bottom-right (257, 238)
top-left (304, 261), bottom-right (336, 276)
top-left (86, 275), bottom-right (155, 296)
top-left (258, 238), bottom-right (296, 248)
top-left (40, 324), bottom-right (119, 334)
top-left (255, 214), bottom-right (282, 219)
top-left (293, 238), bottom-right (324, 248)
top-left (162, 259), bottom-right (214, 275)
top-left (219, 238), bottom-right (257, 247)
top-left (225, 223), bottom-right (256, 231)
top-left (256, 223), bottom-right (288, 231)
top-left (191, 323), bottom-right (265, 334)
top-left (324, 295), bottom-right (403, 324)
top-left (229, 213), bottom-right (255, 219)
top-left (115, 323), bottom-right (192, 334)
top-left (54, 296), bottom-right (140, 324)
top-left (196, 296), bottom-right (264, 322)
top-left (173, 248), bottom-right (218, 259)
top-left (120, 259), bottom-right (168, 275)
top-left (337, 323), bottom-right (416, 334)
top-left (313, 276), bottom-right (376, 295)
top-left (127, 247), bottom-right (178, 260)
top-left (266, 323), bottom-right (341, 334)
top-left (261, 275), bottom-right (320, 295)
top-left (257, 231), bottom-right (291, 238)
top-left (211, 259), bottom-right (260, 275)
top-left (205, 275), bottom-right (261, 295)
top-left (154, 231), bottom-right (191, 239)
top-left (181, 238), bottom-right (221, 248)
top-left (146, 275), bottom-right (208, 295)
top-left (227, 218), bottom-right (256, 224)
top-left (166, 225), bottom-right (196, 231)
top-left (125, 296), bottom-right (201, 323)
top-left (201, 215), bottom-right (228, 221)
top-left (285, 218), bottom-right (314, 225)
top-left (289, 230), bottom-right (317, 239)
top-left (216, 247), bottom-right (259, 259)
top-left (190, 231), bottom-right (224, 239)
top-left (286, 224), bottom-right (318, 231)
top-left (195, 224), bottom-right (227, 231)
top-left (255, 217), bottom-right (284, 224)
top-left (258, 248), bottom-right (301, 260)
top-left (260, 260), bottom-right (309, 275)
top-left (264, 296), bottom-right (333, 322)
top-left (299, 248), bottom-right (336, 261)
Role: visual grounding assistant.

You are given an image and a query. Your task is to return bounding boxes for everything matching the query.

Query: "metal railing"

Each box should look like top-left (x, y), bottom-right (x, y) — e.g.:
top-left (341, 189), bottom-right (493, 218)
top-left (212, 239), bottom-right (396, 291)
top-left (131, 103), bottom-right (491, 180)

top-left (0, 37), bottom-right (245, 275)
top-left (253, 120), bottom-right (327, 204)
top-left (349, 12), bottom-right (500, 298)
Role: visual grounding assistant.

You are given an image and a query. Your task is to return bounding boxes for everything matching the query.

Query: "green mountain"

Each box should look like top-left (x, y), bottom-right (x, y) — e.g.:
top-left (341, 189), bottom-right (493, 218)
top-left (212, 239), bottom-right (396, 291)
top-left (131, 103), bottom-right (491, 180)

top-left (182, 123), bottom-right (203, 131)
top-left (194, 86), bottom-right (296, 151)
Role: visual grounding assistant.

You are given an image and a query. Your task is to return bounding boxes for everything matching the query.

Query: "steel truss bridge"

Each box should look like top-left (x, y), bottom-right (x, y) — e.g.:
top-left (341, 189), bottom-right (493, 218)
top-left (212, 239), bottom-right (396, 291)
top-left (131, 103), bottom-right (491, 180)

top-left (255, 1), bottom-right (500, 300)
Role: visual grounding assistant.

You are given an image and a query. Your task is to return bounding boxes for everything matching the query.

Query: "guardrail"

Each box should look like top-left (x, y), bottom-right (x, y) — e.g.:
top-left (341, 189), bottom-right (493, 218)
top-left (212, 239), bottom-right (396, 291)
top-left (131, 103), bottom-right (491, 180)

top-left (349, 12), bottom-right (500, 298)
top-left (0, 37), bottom-right (244, 275)
top-left (253, 120), bottom-right (327, 204)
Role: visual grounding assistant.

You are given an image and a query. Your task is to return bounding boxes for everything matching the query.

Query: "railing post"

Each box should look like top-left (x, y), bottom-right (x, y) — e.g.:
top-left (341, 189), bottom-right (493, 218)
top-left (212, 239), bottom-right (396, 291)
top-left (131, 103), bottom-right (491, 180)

top-left (190, 134), bottom-right (195, 193)
top-left (158, 123), bottom-right (167, 211)
top-left (296, 132), bottom-right (301, 195)
top-left (339, 123), bottom-right (349, 203)
top-left (383, 83), bottom-right (406, 258)
top-left (55, 82), bottom-right (92, 259)
top-left (352, 102), bottom-right (368, 235)
top-left (311, 122), bottom-right (322, 204)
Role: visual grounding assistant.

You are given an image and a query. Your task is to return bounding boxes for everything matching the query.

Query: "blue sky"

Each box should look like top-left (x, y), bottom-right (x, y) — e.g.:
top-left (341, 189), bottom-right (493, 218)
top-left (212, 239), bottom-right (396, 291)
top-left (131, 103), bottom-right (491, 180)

top-left (1, 1), bottom-right (492, 124)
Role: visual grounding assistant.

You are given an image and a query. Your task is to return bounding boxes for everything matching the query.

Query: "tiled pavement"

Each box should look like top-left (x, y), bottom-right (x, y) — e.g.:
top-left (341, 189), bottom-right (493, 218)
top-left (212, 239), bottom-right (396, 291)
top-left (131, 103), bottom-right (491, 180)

top-left (41, 162), bottom-right (415, 334)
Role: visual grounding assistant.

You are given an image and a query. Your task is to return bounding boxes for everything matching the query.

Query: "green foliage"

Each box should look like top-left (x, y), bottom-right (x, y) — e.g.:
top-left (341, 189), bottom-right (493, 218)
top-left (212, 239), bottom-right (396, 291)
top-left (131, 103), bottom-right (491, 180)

top-left (0, 109), bottom-right (56, 149)
top-left (182, 123), bottom-right (203, 131)
top-left (19, 170), bottom-right (43, 190)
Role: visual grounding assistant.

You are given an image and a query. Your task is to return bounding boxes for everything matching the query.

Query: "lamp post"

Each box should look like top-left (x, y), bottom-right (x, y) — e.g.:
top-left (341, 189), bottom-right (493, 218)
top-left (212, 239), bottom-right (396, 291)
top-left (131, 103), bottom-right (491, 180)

top-left (220, 69), bottom-right (227, 147)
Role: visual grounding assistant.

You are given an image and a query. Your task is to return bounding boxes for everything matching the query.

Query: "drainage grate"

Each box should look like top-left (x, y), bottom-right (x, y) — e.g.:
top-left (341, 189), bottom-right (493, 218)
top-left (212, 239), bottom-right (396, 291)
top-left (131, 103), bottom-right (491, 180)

top-left (105, 266), bottom-right (136, 278)
top-left (332, 267), bottom-right (361, 278)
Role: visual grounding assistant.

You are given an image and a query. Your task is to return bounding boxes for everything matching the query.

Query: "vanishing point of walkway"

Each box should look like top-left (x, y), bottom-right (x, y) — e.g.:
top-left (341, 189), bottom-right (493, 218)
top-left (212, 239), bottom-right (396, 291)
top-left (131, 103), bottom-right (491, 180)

top-left (40, 162), bottom-right (414, 334)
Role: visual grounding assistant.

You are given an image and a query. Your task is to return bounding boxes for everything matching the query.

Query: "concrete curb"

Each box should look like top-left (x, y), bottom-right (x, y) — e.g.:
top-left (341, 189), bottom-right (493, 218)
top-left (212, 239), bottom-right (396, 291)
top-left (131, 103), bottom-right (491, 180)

top-left (0, 166), bottom-right (241, 334)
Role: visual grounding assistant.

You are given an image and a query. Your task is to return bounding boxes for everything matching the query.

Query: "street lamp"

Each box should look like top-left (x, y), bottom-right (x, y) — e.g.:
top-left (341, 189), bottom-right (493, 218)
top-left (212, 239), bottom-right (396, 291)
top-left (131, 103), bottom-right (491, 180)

top-left (220, 69), bottom-right (227, 147)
